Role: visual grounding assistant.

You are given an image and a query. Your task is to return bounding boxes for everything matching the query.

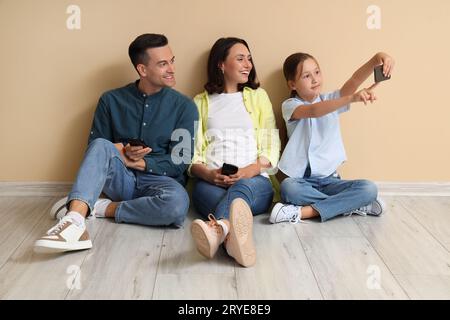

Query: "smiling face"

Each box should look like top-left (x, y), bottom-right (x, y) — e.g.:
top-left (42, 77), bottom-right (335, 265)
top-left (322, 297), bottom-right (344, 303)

top-left (219, 43), bottom-right (253, 93)
top-left (289, 58), bottom-right (322, 102)
top-left (136, 45), bottom-right (176, 92)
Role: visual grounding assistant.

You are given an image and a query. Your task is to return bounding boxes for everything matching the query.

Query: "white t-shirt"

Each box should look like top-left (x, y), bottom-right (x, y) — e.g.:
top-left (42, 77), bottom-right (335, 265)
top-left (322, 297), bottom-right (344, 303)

top-left (205, 92), bottom-right (261, 173)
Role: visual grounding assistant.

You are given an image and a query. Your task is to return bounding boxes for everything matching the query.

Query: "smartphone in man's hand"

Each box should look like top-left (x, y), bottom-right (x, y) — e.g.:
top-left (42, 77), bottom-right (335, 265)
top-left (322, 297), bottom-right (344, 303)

top-left (128, 138), bottom-right (149, 148)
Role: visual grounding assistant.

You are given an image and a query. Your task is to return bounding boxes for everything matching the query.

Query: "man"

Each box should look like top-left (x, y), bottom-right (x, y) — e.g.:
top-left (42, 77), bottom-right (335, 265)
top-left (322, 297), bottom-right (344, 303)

top-left (34, 34), bottom-right (198, 253)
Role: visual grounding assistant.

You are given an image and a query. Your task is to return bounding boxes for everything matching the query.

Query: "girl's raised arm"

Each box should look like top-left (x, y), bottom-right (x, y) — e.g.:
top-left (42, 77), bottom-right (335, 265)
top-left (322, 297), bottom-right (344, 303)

top-left (340, 52), bottom-right (395, 97)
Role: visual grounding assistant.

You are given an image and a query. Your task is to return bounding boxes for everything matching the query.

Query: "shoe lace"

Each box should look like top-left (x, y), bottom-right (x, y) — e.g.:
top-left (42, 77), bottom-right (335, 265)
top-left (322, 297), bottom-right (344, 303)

top-left (206, 214), bottom-right (223, 235)
top-left (47, 217), bottom-right (71, 235)
top-left (344, 208), bottom-right (368, 217)
top-left (279, 206), bottom-right (300, 224)
top-left (207, 214), bottom-right (228, 243)
top-left (289, 213), bottom-right (300, 225)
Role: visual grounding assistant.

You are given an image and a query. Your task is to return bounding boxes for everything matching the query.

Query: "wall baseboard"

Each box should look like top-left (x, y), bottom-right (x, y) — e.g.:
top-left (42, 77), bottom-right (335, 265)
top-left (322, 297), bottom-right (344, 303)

top-left (376, 182), bottom-right (450, 196)
top-left (1, 181), bottom-right (450, 197)
top-left (0, 182), bottom-right (72, 197)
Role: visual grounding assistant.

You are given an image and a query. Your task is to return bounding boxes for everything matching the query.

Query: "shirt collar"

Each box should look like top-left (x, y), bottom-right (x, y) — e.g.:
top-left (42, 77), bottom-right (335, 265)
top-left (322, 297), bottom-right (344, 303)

top-left (131, 80), bottom-right (167, 99)
top-left (295, 94), bottom-right (322, 104)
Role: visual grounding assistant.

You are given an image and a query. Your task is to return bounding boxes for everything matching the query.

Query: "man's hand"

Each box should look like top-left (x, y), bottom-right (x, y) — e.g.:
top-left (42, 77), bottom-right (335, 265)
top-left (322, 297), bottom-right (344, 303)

top-left (114, 143), bottom-right (146, 171)
top-left (114, 143), bottom-right (126, 159)
top-left (124, 144), bottom-right (152, 161)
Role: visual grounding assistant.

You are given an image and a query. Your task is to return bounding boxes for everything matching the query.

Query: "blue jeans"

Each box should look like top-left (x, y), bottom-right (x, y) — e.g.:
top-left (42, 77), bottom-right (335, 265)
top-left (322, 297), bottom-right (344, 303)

top-left (192, 175), bottom-right (274, 220)
top-left (280, 173), bottom-right (377, 222)
top-left (68, 138), bottom-right (189, 227)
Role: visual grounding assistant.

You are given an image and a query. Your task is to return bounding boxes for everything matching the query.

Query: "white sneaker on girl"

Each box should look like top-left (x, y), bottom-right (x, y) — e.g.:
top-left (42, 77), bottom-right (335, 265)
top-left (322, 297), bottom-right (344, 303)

top-left (269, 203), bottom-right (301, 224)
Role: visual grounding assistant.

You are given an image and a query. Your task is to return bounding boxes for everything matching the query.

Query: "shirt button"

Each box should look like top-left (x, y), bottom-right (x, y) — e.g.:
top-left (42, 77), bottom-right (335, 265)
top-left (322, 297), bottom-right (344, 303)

top-left (163, 172), bottom-right (167, 175)
top-left (143, 122), bottom-right (146, 126)
top-left (142, 94), bottom-right (146, 97)
top-left (145, 104), bottom-right (149, 108)
top-left (149, 169), bottom-right (153, 172)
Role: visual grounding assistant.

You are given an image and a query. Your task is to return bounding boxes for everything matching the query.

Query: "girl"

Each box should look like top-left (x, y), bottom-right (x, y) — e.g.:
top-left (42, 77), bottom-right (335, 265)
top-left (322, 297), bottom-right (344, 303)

top-left (189, 37), bottom-right (280, 267)
top-left (270, 52), bottom-right (394, 223)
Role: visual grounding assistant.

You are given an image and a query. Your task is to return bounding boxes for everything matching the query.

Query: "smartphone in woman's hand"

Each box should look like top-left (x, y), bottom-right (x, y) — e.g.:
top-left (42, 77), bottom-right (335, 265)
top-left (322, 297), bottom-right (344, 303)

top-left (221, 163), bottom-right (239, 176)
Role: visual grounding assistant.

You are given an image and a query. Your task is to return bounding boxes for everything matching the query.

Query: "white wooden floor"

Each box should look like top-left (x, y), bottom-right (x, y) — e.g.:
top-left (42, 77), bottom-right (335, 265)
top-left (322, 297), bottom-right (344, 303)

top-left (0, 195), bottom-right (449, 300)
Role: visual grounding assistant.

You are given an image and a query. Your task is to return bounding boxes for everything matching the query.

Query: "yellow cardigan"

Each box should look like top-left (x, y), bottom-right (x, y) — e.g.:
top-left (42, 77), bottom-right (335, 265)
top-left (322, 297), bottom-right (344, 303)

top-left (188, 87), bottom-right (281, 200)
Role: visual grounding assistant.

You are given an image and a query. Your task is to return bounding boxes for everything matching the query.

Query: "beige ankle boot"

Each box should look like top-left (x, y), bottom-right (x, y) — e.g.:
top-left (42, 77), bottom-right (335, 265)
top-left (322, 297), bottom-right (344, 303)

top-left (191, 214), bottom-right (229, 259)
top-left (225, 198), bottom-right (256, 267)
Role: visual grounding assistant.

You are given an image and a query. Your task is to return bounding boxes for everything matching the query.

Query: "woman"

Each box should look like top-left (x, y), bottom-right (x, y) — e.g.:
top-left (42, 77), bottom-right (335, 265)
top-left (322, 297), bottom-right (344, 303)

top-left (189, 37), bottom-right (280, 267)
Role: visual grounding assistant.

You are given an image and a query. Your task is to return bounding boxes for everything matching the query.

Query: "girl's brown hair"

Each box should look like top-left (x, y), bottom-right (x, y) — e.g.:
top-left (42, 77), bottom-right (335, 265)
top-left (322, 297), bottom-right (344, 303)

top-left (283, 52), bottom-right (318, 97)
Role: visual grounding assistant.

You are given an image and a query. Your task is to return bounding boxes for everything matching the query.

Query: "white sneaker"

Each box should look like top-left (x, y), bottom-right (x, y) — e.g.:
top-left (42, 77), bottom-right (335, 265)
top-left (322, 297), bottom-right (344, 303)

top-left (345, 198), bottom-right (386, 217)
top-left (50, 196), bottom-right (110, 219)
top-left (269, 203), bottom-right (301, 224)
top-left (50, 197), bottom-right (69, 219)
top-left (34, 216), bottom-right (92, 253)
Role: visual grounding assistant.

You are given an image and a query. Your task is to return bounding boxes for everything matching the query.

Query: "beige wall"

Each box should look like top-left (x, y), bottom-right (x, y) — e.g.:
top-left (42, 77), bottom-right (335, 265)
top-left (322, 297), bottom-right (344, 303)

top-left (1, 0), bottom-right (449, 182)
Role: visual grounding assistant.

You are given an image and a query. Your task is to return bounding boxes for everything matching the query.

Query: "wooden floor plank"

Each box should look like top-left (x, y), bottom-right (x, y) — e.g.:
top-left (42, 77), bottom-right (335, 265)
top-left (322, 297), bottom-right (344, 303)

top-left (1, 195), bottom-right (450, 299)
top-left (157, 210), bottom-right (235, 275)
top-left (0, 197), bottom-right (54, 268)
top-left (354, 197), bottom-right (450, 276)
top-left (66, 219), bottom-right (164, 300)
top-left (398, 196), bottom-right (450, 252)
top-left (153, 274), bottom-right (238, 300)
top-left (394, 275), bottom-right (450, 300)
top-left (235, 215), bottom-right (323, 300)
top-left (0, 210), bottom-right (103, 299)
top-left (153, 210), bottom-right (237, 299)
top-left (300, 236), bottom-right (409, 299)
top-left (295, 214), bottom-right (363, 238)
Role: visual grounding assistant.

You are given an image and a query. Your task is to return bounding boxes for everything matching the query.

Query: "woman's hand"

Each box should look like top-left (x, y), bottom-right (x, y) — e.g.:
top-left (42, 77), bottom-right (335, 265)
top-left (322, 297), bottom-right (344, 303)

top-left (376, 52), bottom-right (395, 78)
top-left (224, 164), bottom-right (260, 186)
top-left (206, 168), bottom-right (230, 188)
top-left (193, 162), bottom-right (264, 188)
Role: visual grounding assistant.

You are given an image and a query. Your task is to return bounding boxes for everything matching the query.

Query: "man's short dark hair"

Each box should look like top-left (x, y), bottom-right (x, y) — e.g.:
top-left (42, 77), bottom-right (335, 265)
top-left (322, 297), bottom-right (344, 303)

top-left (128, 34), bottom-right (168, 68)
